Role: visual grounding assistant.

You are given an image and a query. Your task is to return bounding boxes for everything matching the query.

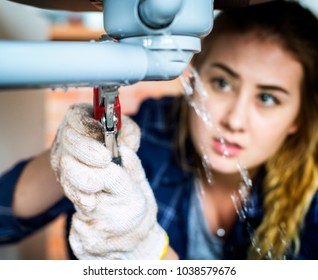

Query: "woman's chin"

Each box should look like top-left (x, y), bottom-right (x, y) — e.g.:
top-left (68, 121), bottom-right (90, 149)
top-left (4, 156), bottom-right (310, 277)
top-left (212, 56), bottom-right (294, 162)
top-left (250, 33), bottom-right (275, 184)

top-left (208, 155), bottom-right (245, 175)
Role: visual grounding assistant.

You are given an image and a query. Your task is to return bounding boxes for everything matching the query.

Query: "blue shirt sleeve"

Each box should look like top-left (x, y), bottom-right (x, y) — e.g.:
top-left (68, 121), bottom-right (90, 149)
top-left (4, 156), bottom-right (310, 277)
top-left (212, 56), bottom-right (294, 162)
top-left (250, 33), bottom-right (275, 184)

top-left (0, 159), bottom-right (74, 244)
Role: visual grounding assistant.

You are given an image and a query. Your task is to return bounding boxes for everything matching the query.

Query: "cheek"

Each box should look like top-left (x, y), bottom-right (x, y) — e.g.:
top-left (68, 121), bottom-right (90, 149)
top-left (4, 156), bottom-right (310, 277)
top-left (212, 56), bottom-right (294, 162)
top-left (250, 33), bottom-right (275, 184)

top-left (188, 99), bottom-right (229, 156)
top-left (206, 97), bottom-right (229, 128)
top-left (250, 118), bottom-right (296, 159)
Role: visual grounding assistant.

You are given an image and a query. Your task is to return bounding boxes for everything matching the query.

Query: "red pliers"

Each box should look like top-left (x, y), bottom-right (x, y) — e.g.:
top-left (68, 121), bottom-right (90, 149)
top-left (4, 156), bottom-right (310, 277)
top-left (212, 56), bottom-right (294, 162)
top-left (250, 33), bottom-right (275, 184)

top-left (93, 86), bottom-right (122, 165)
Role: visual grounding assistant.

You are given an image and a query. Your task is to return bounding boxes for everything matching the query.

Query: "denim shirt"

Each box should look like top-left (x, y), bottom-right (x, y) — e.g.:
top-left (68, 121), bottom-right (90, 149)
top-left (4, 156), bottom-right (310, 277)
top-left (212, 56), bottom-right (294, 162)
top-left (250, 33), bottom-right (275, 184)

top-left (1, 96), bottom-right (318, 259)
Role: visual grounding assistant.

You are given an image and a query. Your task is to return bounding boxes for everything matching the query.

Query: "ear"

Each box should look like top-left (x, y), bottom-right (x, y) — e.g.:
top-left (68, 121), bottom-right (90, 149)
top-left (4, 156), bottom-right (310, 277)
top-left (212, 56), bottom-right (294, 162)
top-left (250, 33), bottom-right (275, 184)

top-left (288, 120), bottom-right (299, 135)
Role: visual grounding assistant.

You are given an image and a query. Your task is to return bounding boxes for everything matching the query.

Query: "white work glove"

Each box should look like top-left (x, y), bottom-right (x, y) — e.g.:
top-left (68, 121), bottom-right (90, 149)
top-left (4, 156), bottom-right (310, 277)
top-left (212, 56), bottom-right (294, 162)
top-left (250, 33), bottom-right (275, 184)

top-left (50, 103), bottom-right (168, 260)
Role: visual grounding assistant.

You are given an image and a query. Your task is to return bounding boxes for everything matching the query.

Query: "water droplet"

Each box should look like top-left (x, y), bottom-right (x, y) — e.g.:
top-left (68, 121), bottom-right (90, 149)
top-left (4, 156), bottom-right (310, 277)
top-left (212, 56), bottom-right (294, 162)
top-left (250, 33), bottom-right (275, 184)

top-left (200, 145), bottom-right (213, 185)
top-left (231, 192), bottom-right (246, 222)
top-left (195, 178), bottom-right (205, 197)
top-left (61, 85), bottom-right (68, 92)
top-left (266, 249), bottom-right (272, 260)
top-left (143, 38), bottom-right (153, 48)
top-left (216, 228), bottom-right (226, 237)
top-left (202, 156), bottom-right (213, 185)
top-left (180, 67), bottom-right (213, 130)
top-left (180, 76), bottom-right (193, 96)
top-left (237, 161), bottom-right (253, 187)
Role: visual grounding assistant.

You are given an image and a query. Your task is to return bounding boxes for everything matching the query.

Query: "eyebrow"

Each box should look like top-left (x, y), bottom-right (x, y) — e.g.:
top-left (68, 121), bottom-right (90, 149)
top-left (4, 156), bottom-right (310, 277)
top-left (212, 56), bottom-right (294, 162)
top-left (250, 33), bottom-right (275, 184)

top-left (257, 85), bottom-right (289, 95)
top-left (210, 62), bottom-right (290, 95)
top-left (210, 63), bottom-right (240, 79)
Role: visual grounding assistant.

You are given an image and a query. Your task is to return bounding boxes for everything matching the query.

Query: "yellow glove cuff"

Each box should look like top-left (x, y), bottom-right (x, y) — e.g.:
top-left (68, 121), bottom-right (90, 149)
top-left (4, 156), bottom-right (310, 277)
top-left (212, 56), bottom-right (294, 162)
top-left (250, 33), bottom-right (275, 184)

top-left (159, 231), bottom-right (170, 260)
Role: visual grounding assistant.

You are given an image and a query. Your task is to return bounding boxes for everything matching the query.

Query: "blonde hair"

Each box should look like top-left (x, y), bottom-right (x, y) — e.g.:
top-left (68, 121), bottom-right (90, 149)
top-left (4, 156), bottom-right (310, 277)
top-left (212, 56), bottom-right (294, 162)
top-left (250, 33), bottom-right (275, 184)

top-left (250, 59), bottom-right (318, 258)
top-left (181, 1), bottom-right (318, 259)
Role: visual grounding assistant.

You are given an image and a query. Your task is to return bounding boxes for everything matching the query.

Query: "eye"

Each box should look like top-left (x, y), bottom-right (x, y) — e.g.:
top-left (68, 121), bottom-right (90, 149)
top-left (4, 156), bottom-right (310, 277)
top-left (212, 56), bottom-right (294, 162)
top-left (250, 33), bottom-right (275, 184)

top-left (258, 93), bottom-right (280, 106)
top-left (210, 77), bottom-right (232, 92)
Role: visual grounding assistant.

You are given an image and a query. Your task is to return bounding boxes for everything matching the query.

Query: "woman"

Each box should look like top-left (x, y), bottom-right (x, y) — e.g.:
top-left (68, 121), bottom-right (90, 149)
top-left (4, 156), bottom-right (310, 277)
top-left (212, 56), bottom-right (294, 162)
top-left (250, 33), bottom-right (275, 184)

top-left (171, 0), bottom-right (318, 259)
top-left (1, 0), bottom-right (318, 259)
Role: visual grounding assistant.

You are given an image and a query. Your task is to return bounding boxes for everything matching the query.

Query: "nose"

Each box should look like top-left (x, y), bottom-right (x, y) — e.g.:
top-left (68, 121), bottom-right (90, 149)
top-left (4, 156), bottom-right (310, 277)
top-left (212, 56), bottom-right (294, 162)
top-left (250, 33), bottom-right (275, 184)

top-left (220, 93), bottom-right (249, 133)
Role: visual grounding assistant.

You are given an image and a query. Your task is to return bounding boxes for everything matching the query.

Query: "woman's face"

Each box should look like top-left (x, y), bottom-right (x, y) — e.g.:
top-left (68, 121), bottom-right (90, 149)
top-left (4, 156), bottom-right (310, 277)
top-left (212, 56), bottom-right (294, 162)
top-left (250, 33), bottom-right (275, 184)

top-left (189, 33), bottom-right (302, 174)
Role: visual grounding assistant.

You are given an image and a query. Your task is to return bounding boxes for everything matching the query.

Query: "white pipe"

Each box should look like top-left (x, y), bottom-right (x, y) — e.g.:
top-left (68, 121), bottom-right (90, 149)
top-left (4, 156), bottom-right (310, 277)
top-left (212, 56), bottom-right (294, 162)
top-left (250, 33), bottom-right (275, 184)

top-left (0, 0), bottom-right (212, 89)
top-left (0, 38), bottom-right (194, 89)
top-left (0, 40), bottom-right (148, 89)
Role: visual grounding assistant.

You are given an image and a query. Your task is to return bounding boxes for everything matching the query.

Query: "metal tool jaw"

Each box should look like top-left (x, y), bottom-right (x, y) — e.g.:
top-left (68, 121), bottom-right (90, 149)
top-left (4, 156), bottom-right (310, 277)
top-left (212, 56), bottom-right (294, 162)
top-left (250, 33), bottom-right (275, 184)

top-left (93, 85), bottom-right (122, 165)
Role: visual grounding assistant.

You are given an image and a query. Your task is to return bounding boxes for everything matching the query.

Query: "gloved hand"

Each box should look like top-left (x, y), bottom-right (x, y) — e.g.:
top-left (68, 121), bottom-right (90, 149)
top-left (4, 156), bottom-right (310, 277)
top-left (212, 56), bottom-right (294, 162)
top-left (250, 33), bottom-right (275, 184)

top-left (50, 103), bottom-right (168, 260)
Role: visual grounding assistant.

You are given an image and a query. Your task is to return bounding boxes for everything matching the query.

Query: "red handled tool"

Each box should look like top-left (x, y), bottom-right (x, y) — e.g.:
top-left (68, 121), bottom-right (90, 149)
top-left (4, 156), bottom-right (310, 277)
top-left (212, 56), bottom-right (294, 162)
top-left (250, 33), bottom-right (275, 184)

top-left (93, 86), bottom-right (121, 165)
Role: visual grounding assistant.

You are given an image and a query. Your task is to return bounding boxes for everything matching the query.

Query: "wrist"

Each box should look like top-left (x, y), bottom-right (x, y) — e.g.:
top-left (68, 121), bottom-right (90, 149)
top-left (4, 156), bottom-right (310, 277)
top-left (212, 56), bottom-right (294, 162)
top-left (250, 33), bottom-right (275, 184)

top-left (131, 223), bottom-right (169, 260)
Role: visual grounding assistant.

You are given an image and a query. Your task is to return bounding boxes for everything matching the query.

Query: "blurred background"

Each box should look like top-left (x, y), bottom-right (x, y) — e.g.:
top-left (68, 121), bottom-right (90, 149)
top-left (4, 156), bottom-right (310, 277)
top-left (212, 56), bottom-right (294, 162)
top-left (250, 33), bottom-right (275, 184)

top-left (0, 0), bottom-right (317, 259)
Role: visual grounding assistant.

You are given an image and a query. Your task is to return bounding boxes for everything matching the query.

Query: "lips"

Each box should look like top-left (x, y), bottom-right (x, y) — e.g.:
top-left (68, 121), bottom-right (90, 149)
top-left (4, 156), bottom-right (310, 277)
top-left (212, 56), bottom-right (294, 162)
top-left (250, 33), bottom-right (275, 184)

top-left (212, 137), bottom-right (243, 157)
